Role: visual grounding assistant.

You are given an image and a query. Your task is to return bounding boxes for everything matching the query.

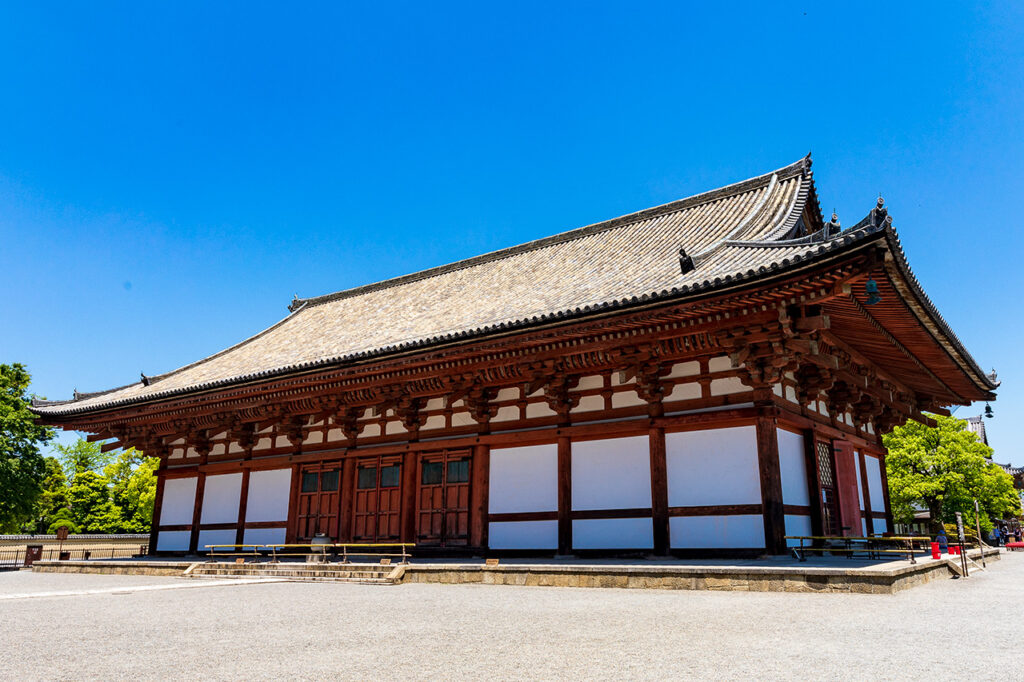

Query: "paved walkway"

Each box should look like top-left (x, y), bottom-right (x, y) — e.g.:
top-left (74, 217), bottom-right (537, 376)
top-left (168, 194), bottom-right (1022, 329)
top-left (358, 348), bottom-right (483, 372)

top-left (1, 553), bottom-right (1021, 680)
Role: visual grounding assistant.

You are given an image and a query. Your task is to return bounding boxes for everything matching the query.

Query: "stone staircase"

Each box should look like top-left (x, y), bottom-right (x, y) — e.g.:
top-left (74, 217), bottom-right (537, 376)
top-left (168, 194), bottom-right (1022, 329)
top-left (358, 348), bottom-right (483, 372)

top-left (185, 561), bottom-right (404, 585)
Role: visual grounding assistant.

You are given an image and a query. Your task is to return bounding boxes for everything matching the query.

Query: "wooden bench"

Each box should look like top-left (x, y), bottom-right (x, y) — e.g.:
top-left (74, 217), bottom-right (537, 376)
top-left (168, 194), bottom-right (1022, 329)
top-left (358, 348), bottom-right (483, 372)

top-left (1006, 542), bottom-right (1024, 552)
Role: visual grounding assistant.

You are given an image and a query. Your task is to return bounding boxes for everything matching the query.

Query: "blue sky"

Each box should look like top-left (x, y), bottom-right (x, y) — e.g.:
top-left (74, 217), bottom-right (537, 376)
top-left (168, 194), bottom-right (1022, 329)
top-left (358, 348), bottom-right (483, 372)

top-left (1, 3), bottom-right (1021, 463)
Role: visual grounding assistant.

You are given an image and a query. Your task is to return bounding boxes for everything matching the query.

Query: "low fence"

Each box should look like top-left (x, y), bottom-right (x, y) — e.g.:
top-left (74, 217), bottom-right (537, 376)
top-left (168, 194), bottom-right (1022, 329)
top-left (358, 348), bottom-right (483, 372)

top-left (785, 535), bottom-right (934, 563)
top-left (205, 542), bottom-right (414, 564)
top-left (0, 544), bottom-right (149, 569)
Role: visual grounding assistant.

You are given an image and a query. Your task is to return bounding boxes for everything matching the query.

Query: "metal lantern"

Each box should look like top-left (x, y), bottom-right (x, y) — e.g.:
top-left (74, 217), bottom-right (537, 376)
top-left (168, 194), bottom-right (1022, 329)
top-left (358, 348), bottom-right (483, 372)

top-left (985, 403), bottom-right (994, 419)
top-left (865, 278), bottom-right (881, 305)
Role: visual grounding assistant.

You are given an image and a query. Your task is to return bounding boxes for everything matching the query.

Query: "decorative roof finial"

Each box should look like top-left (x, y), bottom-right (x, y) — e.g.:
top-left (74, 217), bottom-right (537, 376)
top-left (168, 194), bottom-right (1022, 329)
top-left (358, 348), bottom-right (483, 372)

top-left (73, 389), bottom-right (81, 400)
top-left (988, 368), bottom-right (999, 384)
top-left (288, 294), bottom-right (303, 313)
top-left (825, 210), bottom-right (841, 237)
top-left (140, 373), bottom-right (151, 386)
top-left (870, 195), bottom-right (890, 228)
top-left (678, 247), bottom-right (695, 275)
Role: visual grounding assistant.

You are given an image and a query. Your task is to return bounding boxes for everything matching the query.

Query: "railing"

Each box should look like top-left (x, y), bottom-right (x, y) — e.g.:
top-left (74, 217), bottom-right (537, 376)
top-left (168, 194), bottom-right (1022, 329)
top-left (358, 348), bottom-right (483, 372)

top-left (0, 545), bottom-right (149, 568)
top-left (204, 543), bottom-right (414, 564)
top-left (785, 536), bottom-right (933, 564)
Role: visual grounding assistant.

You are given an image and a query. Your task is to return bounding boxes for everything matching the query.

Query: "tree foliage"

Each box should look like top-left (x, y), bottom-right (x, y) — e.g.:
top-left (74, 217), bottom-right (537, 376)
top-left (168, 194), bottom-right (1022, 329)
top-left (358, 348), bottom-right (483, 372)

top-left (883, 415), bottom-right (1021, 533)
top-left (0, 363), bottom-right (55, 532)
top-left (54, 438), bottom-right (114, 482)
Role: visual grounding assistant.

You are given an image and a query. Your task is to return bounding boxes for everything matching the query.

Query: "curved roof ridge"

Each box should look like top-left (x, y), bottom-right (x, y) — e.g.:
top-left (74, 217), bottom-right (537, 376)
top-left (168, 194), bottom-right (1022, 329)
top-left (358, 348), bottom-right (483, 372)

top-left (289, 156), bottom-right (812, 312)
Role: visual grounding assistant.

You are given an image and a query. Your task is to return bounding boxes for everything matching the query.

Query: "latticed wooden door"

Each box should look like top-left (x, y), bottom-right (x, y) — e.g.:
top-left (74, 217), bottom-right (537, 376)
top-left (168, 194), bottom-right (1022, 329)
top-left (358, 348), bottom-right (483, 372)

top-left (296, 462), bottom-right (341, 540)
top-left (352, 456), bottom-right (402, 541)
top-left (416, 449), bottom-right (471, 546)
top-left (815, 441), bottom-right (840, 536)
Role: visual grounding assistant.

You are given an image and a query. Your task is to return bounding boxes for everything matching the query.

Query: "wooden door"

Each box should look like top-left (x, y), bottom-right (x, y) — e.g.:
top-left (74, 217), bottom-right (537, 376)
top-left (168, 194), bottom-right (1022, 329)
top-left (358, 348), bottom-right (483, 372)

top-left (296, 462), bottom-right (341, 540)
top-left (352, 456), bottom-right (402, 542)
top-left (833, 441), bottom-right (863, 537)
top-left (416, 449), bottom-right (471, 546)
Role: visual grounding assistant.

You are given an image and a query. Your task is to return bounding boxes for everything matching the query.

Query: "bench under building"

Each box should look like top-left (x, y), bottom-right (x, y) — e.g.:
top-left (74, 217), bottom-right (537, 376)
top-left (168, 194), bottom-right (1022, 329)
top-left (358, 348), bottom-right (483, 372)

top-left (32, 156), bottom-right (997, 556)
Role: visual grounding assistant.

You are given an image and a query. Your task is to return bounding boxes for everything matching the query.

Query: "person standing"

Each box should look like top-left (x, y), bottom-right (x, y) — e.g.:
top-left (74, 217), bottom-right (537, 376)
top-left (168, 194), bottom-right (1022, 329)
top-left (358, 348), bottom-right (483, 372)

top-left (991, 526), bottom-right (1001, 546)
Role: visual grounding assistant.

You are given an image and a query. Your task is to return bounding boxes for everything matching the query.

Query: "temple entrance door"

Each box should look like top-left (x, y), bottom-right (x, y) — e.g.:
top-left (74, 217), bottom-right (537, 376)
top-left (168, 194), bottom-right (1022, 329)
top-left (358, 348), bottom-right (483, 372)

top-left (296, 462), bottom-right (341, 541)
top-left (352, 456), bottom-right (403, 542)
top-left (416, 449), bottom-right (471, 546)
top-left (815, 441), bottom-right (841, 536)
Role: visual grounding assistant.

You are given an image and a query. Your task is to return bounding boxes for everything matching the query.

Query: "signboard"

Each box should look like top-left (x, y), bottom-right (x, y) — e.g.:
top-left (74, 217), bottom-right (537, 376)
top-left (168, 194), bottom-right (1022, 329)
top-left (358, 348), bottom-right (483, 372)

top-left (56, 526), bottom-right (69, 542)
top-left (955, 512), bottom-right (966, 543)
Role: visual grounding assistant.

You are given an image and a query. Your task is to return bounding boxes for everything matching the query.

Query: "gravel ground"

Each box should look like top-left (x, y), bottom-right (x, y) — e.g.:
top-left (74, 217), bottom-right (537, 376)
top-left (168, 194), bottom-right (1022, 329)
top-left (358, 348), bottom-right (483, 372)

top-left (1, 554), bottom-right (1021, 681)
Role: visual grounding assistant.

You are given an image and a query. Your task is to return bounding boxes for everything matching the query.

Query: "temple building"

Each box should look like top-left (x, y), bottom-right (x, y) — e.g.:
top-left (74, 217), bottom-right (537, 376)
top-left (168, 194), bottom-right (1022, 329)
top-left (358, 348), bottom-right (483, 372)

top-left (31, 157), bottom-right (997, 556)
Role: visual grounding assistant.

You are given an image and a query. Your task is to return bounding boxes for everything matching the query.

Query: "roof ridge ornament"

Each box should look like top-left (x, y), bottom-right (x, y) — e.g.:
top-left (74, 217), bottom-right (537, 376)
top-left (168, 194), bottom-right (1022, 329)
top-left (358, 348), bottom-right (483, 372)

top-left (824, 210), bottom-right (841, 238)
top-left (678, 248), bottom-right (695, 275)
top-left (140, 373), bottom-right (152, 386)
top-left (870, 196), bottom-right (891, 229)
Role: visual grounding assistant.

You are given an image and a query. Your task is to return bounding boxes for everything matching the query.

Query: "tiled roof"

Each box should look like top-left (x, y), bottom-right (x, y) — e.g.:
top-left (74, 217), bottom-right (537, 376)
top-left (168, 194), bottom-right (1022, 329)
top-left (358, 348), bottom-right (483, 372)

top-left (30, 156), bottom-right (994, 417)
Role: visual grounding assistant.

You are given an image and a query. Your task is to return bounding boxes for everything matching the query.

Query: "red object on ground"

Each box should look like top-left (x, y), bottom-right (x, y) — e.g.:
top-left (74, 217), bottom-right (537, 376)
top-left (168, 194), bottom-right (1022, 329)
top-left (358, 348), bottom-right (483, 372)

top-left (1006, 542), bottom-right (1024, 552)
top-left (931, 543), bottom-right (941, 559)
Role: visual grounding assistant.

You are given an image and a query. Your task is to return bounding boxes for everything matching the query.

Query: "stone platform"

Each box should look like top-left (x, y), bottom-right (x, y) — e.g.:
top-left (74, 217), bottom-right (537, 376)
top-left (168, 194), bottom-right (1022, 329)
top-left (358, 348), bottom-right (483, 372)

top-left (30, 548), bottom-right (1001, 594)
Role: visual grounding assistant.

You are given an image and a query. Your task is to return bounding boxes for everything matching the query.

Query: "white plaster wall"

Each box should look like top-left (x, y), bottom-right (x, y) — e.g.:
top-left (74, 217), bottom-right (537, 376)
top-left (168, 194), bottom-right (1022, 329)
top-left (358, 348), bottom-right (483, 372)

top-left (156, 530), bottom-right (191, 551)
top-left (610, 390), bottom-right (646, 408)
top-left (197, 528), bottom-right (237, 552)
top-left (525, 402), bottom-right (556, 419)
top-left (245, 469), bottom-right (292, 523)
top-left (710, 377), bottom-right (746, 396)
top-left (777, 429), bottom-right (809, 506)
top-left (708, 356), bottom-right (733, 372)
top-left (668, 361), bottom-right (700, 378)
top-left (571, 436), bottom-right (651, 511)
top-left (451, 412), bottom-right (476, 427)
top-left (666, 382), bottom-right (701, 401)
top-left (243, 527), bottom-right (287, 546)
top-left (493, 406), bottom-right (519, 422)
top-left (866, 456), bottom-right (886, 512)
top-left (572, 395), bottom-right (604, 413)
top-left (488, 521), bottom-right (558, 549)
top-left (872, 518), bottom-right (888, 535)
top-left (572, 518), bottom-right (653, 549)
top-left (489, 445), bottom-right (557, 514)
top-left (784, 514), bottom-right (812, 547)
top-left (159, 477), bottom-right (197, 526)
top-left (670, 515), bottom-right (765, 549)
top-left (200, 473), bottom-right (242, 524)
top-left (665, 426), bottom-right (760, 507)
top-left (573, 376), bottom-right (603, 391)
top-left (855, 455), bottom-right (865, 510)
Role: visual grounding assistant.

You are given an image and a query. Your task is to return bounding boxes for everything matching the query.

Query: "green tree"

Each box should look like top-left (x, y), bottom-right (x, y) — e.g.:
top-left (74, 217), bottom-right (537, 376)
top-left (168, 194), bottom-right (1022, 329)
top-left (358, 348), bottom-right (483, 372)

top-left (0, 363), bottom-right (55, 532)
top-left (104, 448), bottom-right (158, 532)
top-left (54, 438), bottom-right (113, 482)
top-left (883, 415), bottom-right (1021, 534)
top-left (47, 507), bottom-right (78, 534)
top-left (68, 470), bottom-right (124, 533)
top-left (34, 456), bottom-right (70, 532)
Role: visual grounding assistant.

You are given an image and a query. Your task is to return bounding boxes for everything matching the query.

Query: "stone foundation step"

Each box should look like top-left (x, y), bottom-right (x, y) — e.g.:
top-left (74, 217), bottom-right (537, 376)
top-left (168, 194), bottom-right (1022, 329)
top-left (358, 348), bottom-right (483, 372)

top-left (185, 562), bottom-right (401, 584)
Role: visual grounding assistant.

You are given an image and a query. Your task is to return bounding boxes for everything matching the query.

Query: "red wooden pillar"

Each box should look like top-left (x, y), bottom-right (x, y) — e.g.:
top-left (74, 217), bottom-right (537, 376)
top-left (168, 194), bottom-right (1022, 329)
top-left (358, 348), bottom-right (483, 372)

top-left (802, 428), bottom-right (825, 537)
top-left (400, 451), bottom-right (418, 543)
top-left (470, 444), bottom-right (490, 549)
top-left (755, 415), bottom-right (786, 554)
top-left (148, 468), bottom-right (167, 555)
top-left (235, 469), bottom-right (251, 546)
top-left (649, 426), bottom-right (669, 555)
top-left (339, 456), bottom-right (356, 542)
top-left (188, 472), bottom-right (207, 554)
top-left (285, 464), bottom-right (301, 543)
top-left (557, 436), bottom-right (572, 555)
